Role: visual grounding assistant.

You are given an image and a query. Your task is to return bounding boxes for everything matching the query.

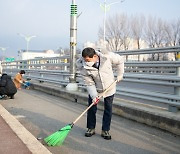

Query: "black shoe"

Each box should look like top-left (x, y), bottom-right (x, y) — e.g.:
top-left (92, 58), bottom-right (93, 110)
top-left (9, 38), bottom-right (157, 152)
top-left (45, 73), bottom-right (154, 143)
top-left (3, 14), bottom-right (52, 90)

top-left (101, 130), bottom-right (111, 140)
top-left (10, 95), bottom-right (14, 99)
top-left (85, 128), bottom-right (95, 137)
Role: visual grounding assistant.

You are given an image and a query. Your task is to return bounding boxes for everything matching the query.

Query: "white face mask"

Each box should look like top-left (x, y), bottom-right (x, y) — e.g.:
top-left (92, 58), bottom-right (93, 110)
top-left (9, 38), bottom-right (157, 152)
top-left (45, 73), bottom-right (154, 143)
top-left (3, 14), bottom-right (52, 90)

top-left (85, 61), bottom-right (94, 67)
top-left (22, 74), bottom-right (25, 77)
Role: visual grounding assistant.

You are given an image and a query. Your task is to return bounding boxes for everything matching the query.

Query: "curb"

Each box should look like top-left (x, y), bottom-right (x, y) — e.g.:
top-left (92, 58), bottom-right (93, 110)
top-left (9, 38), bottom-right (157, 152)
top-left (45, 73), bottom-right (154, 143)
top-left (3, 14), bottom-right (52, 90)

top-left (112, 101), bottom-right (180, 136)
top-left (32, 82), bottom-right (180, 136)
top-left (0, 104), bottom-right (52, 154)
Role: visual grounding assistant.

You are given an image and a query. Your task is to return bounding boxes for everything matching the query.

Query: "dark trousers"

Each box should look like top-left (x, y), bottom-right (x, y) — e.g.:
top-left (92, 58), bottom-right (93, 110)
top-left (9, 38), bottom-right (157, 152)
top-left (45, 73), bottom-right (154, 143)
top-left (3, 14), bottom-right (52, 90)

top-left (87, 94), bottom-right (114, 131)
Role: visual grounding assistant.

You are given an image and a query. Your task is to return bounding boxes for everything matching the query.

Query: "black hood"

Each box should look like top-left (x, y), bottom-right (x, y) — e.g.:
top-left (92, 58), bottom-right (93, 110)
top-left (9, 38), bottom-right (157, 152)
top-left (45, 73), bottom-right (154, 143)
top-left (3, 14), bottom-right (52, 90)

top-left (1, 74), bottom-right (11, 80)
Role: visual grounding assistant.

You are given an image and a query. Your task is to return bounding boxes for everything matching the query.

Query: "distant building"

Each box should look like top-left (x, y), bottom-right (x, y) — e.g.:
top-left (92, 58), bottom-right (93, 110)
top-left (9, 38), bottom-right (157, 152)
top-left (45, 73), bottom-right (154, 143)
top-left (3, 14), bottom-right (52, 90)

top-left (83, 41), bottom-right (96, 49)
top-left (18, 49), bottom-right (60, 60)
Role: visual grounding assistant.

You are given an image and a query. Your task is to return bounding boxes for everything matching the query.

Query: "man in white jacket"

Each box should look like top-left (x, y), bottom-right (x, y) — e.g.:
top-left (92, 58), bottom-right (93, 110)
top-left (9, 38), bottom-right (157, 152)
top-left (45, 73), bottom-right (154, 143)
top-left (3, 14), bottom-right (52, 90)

top-left (76, 47), bottom-right (124, 140)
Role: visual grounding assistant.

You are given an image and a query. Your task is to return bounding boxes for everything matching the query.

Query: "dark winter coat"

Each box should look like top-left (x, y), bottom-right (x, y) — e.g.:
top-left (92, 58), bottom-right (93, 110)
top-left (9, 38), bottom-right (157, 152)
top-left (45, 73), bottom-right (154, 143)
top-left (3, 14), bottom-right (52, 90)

top-left (0, 74), bottom-right (17, 96)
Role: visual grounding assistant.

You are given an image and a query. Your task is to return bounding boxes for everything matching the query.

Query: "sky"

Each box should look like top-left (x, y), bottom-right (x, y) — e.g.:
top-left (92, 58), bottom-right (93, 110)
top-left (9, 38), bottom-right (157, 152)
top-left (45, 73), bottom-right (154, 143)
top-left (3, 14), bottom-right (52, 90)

top-left (0, 0), bottom-right (180, 58)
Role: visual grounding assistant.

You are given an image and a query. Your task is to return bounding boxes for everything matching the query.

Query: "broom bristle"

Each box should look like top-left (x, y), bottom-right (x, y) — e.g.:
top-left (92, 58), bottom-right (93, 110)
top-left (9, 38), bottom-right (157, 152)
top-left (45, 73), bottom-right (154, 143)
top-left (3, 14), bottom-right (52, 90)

top-left (44, 124), bottom-right (72, 146)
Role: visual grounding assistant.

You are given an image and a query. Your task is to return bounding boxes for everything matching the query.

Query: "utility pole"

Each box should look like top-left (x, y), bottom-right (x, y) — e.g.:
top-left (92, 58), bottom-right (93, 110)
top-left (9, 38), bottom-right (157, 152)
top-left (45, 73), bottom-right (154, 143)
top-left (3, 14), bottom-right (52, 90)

top-left (66, 0), bottom-right (78, 91)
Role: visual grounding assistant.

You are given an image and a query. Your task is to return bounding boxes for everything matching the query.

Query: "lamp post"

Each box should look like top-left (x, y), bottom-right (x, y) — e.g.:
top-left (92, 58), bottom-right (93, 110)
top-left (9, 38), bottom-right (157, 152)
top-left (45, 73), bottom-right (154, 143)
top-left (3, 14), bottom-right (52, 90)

top-left (95, 0), bottom-right (125, 43)
top-left (66, 0), bottom-right (78, 91)
top-left (0, 47), bottom-right (8, 61)
top-left (69, 0), bottom-right (77, 83)
top-left (18, 33), bottom-right (36, 52)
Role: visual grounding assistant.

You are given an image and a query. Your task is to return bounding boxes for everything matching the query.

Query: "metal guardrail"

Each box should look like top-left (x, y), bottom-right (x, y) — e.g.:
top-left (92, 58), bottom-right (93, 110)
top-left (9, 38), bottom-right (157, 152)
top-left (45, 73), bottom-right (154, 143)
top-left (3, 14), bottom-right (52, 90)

top-left (124, 61), bottom-right (180, 75)
top-left (3, 60), bottom-right (180, 75)
top-left (115, 46), bottom-right (180, 55)
top-left (2, 46), bottom-right (180, 112)
top-left (3, 55), bottom-right (70, 71)
top-left (116, 87), bottom-right (180, 106)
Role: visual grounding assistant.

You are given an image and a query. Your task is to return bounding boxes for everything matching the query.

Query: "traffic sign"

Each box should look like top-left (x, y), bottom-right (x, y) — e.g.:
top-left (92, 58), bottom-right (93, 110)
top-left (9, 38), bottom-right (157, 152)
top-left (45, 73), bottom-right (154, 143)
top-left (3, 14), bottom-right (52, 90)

top-left (5, 57), bottom-right (15, 62)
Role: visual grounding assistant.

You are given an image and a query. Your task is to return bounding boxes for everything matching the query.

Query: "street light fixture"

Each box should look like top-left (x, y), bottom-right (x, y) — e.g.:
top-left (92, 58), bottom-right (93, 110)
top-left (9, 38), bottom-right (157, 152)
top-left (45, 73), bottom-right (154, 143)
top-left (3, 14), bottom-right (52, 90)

top-left (17, 33), bottom-right (36, 52)
top-left (0, 47), bottom-right (8, 52)
top-left (95, 0), bottom-right (125, 43)
top-left (0, 47), bottom-right (8, 61)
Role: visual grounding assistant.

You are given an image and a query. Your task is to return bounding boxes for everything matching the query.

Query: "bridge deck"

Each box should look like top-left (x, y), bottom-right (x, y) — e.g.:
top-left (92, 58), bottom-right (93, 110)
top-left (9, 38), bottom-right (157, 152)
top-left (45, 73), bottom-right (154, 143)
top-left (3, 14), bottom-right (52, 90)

top-left (0, 89), bottom-right (180, 154)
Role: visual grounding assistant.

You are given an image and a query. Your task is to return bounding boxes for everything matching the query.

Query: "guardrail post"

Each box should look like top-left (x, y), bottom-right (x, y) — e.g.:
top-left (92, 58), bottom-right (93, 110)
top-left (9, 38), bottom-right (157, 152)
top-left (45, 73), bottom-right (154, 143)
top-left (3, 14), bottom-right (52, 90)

top-left (17, 61), bottom-right (19, 69)
top-left (39, 71), bottom-right (43, 83)
top-left (64, 58), bottom-right (67, 71)
top-left (169, 52), bottom-right (180, 112)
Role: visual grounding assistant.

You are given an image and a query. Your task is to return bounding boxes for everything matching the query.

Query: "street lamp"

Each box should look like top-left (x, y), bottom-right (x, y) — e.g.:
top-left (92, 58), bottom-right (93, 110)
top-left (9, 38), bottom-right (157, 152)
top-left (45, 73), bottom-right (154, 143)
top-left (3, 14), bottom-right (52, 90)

top-left (17, 33), bottom-right (36, 52)
top-left (95, 0), bottom-right (125, 43)
top-left (0, 47), bottom-right (8, 61)
top-left (0, 47), bottom-right (8, 52)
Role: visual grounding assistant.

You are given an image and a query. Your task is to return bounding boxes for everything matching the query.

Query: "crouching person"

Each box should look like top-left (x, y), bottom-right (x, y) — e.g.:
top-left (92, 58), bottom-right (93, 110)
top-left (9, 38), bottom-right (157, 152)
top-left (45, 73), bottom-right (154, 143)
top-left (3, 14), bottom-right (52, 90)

top-left (0, 73), bottom-right (17, 99)
top-left (13, 70), bottom-right (26, 90)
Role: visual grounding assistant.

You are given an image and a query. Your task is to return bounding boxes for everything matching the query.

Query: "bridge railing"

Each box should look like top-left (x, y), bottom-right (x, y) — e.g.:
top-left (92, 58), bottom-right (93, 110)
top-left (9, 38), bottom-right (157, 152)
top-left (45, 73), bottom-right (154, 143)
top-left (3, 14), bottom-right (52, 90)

top-left (3, 59), bottom-right (180, 75)
top-left (2, 46), bottom-right (180, 112)
top-left (124, 61), bottom-right (179, 75)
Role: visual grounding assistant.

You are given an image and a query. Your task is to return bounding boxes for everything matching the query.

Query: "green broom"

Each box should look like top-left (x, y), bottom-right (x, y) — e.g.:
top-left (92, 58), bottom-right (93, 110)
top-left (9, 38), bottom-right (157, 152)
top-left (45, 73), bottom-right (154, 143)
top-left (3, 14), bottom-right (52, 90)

top-left (44, 80), bottom-right (117, 146)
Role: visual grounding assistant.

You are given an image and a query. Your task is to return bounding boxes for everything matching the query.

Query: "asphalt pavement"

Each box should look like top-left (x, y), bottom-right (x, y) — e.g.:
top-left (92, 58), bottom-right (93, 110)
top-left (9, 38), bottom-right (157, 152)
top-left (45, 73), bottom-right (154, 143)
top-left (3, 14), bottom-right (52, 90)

top-left (0, 89), bottom-right (180, 154)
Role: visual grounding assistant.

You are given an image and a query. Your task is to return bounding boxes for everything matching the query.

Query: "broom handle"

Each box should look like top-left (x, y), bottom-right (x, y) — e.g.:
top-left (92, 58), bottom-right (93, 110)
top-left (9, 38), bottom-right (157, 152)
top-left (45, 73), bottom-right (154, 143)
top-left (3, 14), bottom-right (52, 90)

top-left (72, 80), bottom-right (117, 126)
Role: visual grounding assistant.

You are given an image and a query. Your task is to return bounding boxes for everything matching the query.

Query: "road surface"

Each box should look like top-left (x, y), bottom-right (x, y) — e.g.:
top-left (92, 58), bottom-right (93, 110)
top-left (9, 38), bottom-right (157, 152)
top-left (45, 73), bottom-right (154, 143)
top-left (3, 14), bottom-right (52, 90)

top-left (1, 89), bottom-right (180, 154)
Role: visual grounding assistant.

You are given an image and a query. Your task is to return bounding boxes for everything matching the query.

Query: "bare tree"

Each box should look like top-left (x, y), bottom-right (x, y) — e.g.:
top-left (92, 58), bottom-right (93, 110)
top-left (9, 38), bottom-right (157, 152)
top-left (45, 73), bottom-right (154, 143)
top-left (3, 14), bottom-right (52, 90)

top-left (98, 13), bottom-right (179, 61)
top-left (155, 18), bottom-right (166, 60)
top-left (154, 18), bottom-right (166, 48)
top-left (99, 15), bottom-right (122, 51)
top-left (144, 16), bottom-right (157, 48)
top-left (120, 14), bottom-right (131, 50)
top-left (131, 14), bottom-right (145, 49)
top-left (98, 13), bottom-right (131, 51)
top-left (172, 19), bottom-right (180, 59)
top-left (144, 16), bottom-right (166, 60)
top-left (162, 19), bottom-right (180, 47)
top-left (171, 19), bottom-right (180, 46)
top-left (143, 16), bottom-right (156, 60)
top-left (164, 21), bottom-right (173, 47)
top-left (164, 18), bottom-right (180, 59)
top-left (131, 14), bottom-right (145, 60)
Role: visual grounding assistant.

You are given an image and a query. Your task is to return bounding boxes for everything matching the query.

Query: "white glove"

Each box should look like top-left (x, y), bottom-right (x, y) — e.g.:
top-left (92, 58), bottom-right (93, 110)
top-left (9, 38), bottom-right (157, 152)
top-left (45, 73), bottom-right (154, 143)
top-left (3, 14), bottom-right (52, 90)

top-left (19, 80), bottom-right (23, 84)
top-left (117, 75), bottom-right (123, 82)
